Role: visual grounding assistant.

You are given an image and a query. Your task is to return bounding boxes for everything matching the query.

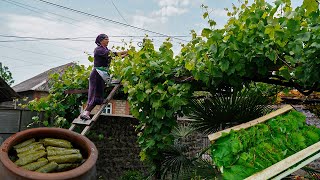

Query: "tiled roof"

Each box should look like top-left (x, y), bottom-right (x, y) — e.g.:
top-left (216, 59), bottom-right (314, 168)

top-left (13, 62), bottom-right (76, 93)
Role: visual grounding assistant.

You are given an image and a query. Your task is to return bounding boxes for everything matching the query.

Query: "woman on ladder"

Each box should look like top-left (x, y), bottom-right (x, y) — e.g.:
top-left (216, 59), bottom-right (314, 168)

top-left (80, 33), bottom-right (127, 120)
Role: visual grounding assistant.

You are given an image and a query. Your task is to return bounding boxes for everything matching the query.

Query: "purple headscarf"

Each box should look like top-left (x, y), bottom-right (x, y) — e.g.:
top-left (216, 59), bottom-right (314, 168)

top-left (95, 34), bottom-right (108, 46)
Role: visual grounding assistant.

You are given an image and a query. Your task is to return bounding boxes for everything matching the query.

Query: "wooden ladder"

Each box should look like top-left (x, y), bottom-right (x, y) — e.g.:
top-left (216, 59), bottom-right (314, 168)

top-left (69, 82), bottom-right (121, 136)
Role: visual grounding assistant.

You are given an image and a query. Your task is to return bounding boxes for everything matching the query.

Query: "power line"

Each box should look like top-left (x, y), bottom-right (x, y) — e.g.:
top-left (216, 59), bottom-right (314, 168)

top-left (108, 0), bottom-right (128, 24)
top-left (2, 0), bottom-right (190, 42)
top-left (1, 0), bottom-right (120, 38)
top-left (1, 0), bottom-right (190, 44)
top-left (0, 39), bottom-right (126, 43)
top-left (0, 44), bottom-right (76, 62)
top-left (0, 35), bottom-right (91, 53)
top-left (1, 0), bottom-right (187, 47)
top-left (1, 0), bottom-right (82, 27)
top-left (106, 0), bottom-right (165, 46)
top-left (1, 55), bottom-right (46, 66)
top-left (0, 34), bottom-right (189, 39)
top-left (1, 55), bottom-right (84, 70)
top-left (34, 0), bottom-right (189, 42)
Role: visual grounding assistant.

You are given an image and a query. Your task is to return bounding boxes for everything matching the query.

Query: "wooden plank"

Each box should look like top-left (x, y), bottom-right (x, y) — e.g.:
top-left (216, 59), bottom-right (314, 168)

top-left (273, 152), bottom-right (320, 180)
top-left (111, 79), bottom-right (120, 84)
top-left (72, 118), bottom-right (92, 125)
top-left (64, 89), bottom-right (88, 94)
top-left (208, 105), bottom-right (293, 142)
top-left (245, 141), bottom-right (320, 180)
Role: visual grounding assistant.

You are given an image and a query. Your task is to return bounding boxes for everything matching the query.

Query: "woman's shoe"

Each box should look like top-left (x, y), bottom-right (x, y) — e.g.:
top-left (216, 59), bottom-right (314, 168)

top-left (80, 114), bottom-right (91, 121)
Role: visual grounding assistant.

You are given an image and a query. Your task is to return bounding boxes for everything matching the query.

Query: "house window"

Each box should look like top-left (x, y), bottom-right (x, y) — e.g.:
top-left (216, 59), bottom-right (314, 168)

top-left (102, 103), bottom-right (112, 115)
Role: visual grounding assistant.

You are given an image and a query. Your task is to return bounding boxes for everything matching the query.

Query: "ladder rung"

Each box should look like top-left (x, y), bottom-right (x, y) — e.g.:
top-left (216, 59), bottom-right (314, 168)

top-left (69, 83), bottom-right (121, 136)
top-left (72, 118), bottom-right (93, 125)
top-left (111, 79), bottom-right (120, 84)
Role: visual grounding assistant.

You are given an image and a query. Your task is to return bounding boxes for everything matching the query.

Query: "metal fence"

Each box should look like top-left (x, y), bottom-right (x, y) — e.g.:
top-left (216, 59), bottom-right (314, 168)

top-left (0, 109), bottom-right (41, 144)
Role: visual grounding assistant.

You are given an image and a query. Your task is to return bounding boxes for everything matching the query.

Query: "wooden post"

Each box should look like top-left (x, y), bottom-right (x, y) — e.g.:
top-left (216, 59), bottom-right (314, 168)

top-left (208, 105), bottom-right (293, 142)
top-left (245, 141), bottom-right (320, 180)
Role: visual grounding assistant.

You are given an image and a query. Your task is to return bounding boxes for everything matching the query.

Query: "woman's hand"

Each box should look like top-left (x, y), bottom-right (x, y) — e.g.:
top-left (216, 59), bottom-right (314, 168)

top-left (119, 50), bottom-right (128, 58)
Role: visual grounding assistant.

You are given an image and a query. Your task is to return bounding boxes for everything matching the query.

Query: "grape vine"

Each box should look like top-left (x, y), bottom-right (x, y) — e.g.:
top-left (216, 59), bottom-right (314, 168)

top-left (111, 0), bottom-right (320, 175)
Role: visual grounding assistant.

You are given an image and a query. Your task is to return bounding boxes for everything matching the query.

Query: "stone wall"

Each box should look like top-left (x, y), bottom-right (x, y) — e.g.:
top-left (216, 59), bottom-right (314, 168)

top-left (88, 115), bottom-right (147, 180)
top-left (88, 116), bottom-right (209, 180)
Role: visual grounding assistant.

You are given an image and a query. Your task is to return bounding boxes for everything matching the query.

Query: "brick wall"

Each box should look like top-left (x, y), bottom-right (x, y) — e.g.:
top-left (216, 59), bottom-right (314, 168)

top-left (90, 100), bottom-right (131, 115)
top-left (111, 100), bottom-right (129, 115)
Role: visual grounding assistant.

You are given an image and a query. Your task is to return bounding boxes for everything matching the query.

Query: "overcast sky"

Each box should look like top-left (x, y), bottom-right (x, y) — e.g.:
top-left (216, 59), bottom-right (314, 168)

top-left (0, 0), bottom-right (302, 86)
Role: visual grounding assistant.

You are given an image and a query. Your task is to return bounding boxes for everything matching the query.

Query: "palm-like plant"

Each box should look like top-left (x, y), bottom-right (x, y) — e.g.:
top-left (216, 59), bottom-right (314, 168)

top-left (159, 88), bottom-right (272, 179)
top-left (186, 88), bottom-right (272, 134)
top-left (160, 124), bottom-right (219, 180)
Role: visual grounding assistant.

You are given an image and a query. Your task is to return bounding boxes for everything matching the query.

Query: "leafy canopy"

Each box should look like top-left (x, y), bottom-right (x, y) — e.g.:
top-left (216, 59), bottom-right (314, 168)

top-left (111, 0), bottom-right (320, 173)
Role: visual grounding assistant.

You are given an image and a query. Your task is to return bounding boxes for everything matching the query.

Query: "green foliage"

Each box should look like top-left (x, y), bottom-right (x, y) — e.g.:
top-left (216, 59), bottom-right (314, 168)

top-left (210, 110), bottom-right (320, 179)
top-left (179, 0), bottom-right (320, 90)
top-left (24, 63), bottom-right (91, 127)
top-left (186, 87), bottom-right (272, 134)
top-left (0, 62), bottom-right (14, 85)
top-left (112, 39), bottom-right (193, 172)
top-left (111, 0), bottom-right (320, 176)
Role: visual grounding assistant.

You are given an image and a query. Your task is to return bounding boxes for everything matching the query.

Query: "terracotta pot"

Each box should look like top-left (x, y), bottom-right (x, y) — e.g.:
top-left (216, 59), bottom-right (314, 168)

top-left (0, 127), bottom-right (98, 180)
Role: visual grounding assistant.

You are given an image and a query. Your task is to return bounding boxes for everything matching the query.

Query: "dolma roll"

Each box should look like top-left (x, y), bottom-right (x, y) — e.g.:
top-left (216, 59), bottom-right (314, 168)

top-left (15, 142), bottom-right (41, 154)
top-left (47, 153), bottom-right (83, 163)
top-left (13, 138), bottom-right (35, 149)
top-left (35, 161), bottom-right (58, 173)
top-left (46, 146), bottom-right (73, 151)
top-left (15, 150), bottom-right (46, 166)
top-left (56, 163), bottom-right (79, 172)
top-left (41, 138), bottom-right (72, 148)
top-left (37, 158), bottom-right (48, 162)
top-left (17, 145), bottom-right (45, 158)
top-left (47, 147), bottom-right (80, 156)
top-left (21, 158), bottom-right (48, 171)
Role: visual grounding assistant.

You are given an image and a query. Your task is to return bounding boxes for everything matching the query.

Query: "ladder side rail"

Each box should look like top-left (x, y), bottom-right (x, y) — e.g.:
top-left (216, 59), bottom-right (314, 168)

top-left (81, 84), bottom-right (121, 135)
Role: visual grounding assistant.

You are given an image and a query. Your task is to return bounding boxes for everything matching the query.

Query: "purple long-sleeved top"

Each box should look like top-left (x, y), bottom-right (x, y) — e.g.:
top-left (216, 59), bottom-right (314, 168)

top-left (87, 46), bottom-right (114, 107)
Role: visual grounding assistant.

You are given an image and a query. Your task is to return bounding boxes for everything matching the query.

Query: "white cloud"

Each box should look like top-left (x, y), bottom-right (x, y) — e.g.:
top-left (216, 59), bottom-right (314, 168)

top-left (154, 0), bottom-right (190, 17)
top-left (153, 6), bottom-right (188, 17)
top-left (131, 14), bottom-right (158, 28)
top-left (158, 0), bottom-right (190, 7)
